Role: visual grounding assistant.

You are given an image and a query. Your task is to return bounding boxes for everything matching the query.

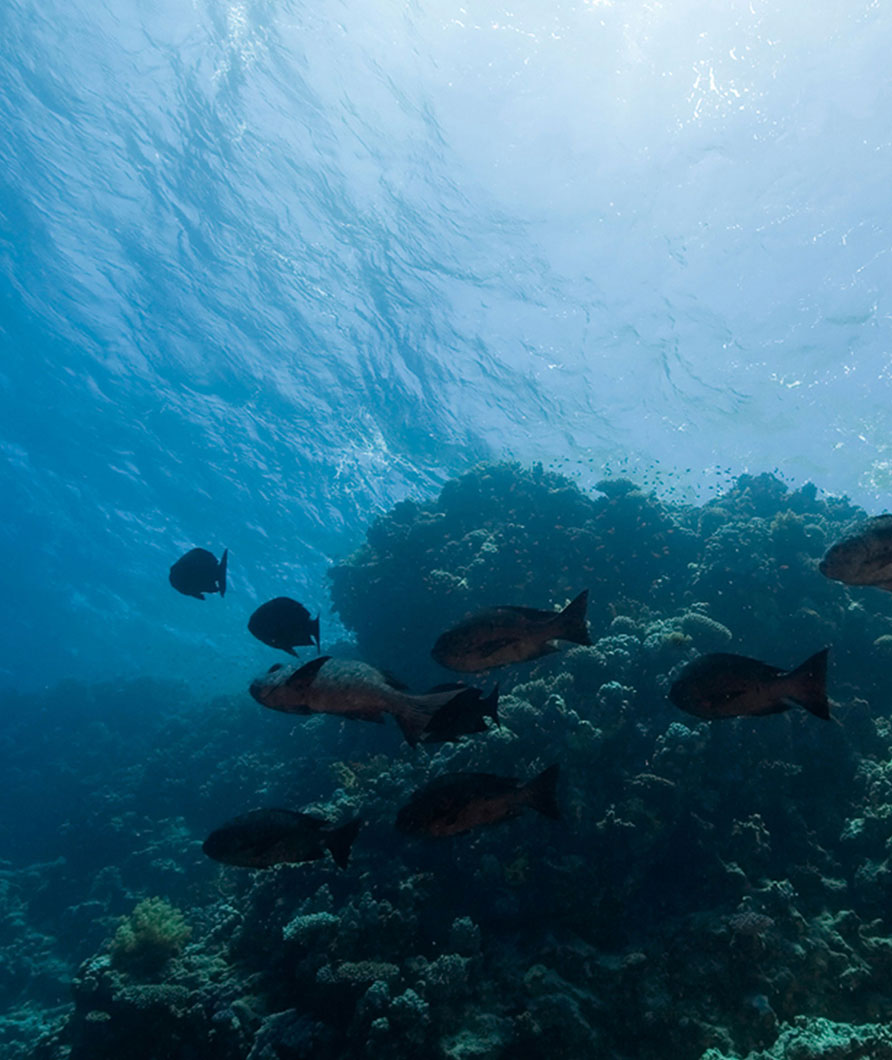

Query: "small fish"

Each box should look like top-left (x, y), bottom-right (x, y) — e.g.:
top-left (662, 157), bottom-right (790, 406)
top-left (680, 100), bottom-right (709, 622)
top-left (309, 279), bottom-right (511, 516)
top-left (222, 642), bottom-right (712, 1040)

top-left (432, 590), bottom-right (591, 672)
top-left (418, 684), bottom-right (500, 744)
top-left (203, 809), bottom-right (361, 870)
top-left (668, 648), bottom-right (831, 721)
top-left (396, 764), bottom-right (561, 837)
top-left (820, 515), bottom-right (892, 591)
top-left (248, 597), bottom-right (321, 655)
top-left (249, 657), bottom-right (492, 746)
top-left (169, 548), bottom-right (228, 600)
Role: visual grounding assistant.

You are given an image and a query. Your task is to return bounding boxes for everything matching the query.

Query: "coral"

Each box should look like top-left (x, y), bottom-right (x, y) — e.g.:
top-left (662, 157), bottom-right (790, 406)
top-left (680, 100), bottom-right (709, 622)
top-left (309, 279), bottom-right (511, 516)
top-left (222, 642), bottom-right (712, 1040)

top-left (21, 462), bottom-right (892, 1060)
top-left (316, 960), bottom-right (401, 990)
top-left (448, 917), bottom-right (482, 957)
top-left (699, 1016), bottom-right (892, 1060)
top-left (282, 911), bottom-right (339, 946)
top-left (108, 897), bottom-right (191, 976)
top-left (439, 1013), bottom-right (512, 1060)
top-left (679, 610), bottom-right (733, 650)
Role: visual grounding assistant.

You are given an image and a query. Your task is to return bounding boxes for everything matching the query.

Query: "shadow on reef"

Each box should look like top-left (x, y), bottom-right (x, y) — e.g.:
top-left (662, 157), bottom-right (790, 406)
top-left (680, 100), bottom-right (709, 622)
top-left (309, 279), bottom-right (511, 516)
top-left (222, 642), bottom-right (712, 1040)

top-left (10, 462), bottom-right (892, 1060)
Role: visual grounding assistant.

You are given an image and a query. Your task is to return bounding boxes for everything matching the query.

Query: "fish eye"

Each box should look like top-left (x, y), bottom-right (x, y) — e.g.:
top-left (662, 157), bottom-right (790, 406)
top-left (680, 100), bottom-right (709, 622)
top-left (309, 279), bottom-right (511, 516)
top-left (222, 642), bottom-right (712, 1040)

top-left (267, 663), bottom-right (283, 674)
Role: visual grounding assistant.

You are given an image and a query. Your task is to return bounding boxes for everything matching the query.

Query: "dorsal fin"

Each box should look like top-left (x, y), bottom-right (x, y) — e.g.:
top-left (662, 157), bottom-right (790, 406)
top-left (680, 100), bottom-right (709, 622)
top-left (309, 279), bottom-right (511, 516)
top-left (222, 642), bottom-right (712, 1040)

top-left (286, 655), bottom-right (331, 685)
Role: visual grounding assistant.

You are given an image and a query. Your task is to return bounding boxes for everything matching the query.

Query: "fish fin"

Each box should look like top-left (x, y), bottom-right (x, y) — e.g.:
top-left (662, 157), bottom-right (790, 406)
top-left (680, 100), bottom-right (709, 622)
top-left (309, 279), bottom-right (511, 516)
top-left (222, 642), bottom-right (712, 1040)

top-left (395, 707), bottom-right (432, 748)
top-left (421, 685), bottom-right (500, 742)
top-left (312, 614), bottom-right (321, 652)
top-left (558, 590), bottom-right (591, 646)
top-left (788, 647), bottom-right (832, 720)
top-left (526, 764), bottom-right (561, 820)
top-left (286, 656), bottom-right (331, 685)
top-left (325, 818), bottom-right (362, 870)
top-left (217, 549), bottom-right (228, 597)
top-left (194, 592), bottom-right (206, 601)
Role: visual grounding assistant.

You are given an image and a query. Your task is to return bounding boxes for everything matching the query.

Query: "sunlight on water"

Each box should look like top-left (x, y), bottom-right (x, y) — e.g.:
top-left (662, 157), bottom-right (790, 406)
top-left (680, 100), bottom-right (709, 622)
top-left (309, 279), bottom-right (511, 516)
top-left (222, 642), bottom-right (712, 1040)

top-left (1, 0), bottom-right (891, 691)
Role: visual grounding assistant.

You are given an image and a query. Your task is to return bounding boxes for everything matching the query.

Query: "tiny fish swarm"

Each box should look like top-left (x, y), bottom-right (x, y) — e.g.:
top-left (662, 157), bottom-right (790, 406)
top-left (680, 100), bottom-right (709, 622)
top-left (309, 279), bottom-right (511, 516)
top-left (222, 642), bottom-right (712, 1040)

top-left (12, 464), bottom-right (892, 1060)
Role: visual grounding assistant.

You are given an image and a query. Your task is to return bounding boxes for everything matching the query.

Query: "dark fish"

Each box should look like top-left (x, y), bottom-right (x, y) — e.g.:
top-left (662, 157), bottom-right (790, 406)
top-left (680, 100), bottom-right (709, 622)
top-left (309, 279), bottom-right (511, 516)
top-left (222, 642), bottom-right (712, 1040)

top-left (203, 809), bottom-right (361, 870)
top-left (668, 648), bottom-right (831, 721)
top-left (418, 684), bottom-right (500, 744)
top-left (396, 764), bottom-right (560, 837)
top-left (819, 515), bottom-right (892, 591)
top-left (249, 657), bottom-right (492, 747)
top-left (431, 590), bottom-right (590, 672)
top-left (248, 597), bottom-right (321, 655)
top-left (169, 547), bottom-right (228, 600)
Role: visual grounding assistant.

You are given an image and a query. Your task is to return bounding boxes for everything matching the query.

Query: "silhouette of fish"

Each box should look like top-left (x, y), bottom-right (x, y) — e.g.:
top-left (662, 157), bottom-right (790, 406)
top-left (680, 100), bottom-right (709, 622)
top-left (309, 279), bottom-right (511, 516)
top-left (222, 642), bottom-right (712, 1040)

top-left (396, 764), bottom-right (560, 837)
top-left (249, 657), bottom-right (492, 747)
top-left (418, 684), bottom-right (500, 744)
top-left (668, 648), bottom-right (831, 720)
top-left (202, 809), bottom-right (360, 869)
top-left (169, 547), bottom-right (227, 600)
top-left (820, 515), bottom-right (892, 591)
top-left (432, 590), bottom-right (590, 672)
top-left (248, 597), bottom-right (320, 655)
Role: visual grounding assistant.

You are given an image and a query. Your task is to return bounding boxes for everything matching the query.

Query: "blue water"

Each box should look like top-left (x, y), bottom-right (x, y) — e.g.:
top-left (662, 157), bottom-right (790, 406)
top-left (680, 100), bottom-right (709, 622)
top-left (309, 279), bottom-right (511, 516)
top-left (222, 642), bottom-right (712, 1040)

top-left (2, 0), bottom-right (891, 690)
top-left (7, 7), bottom-right (892, 1059)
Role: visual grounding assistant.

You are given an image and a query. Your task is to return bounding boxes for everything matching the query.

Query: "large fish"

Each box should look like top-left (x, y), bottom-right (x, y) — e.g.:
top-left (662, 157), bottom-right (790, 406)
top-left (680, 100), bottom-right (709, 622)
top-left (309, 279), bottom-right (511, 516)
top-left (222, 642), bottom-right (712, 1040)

top-left (819, 515), bottom-right (892, 591)
top-left (395, 765), bottom-right (560, 837)
top-left (249, 657), bottom-right (493, 747)
top-left (431, 590), bottom-right (591, 672)
top-left (668, 648), bottom-right (831, 721)
top-left (169, 547), bottom-right (228, 599)
top-left (248, 597), bottom-right (320, 655)
top-left (203, 809), bottom-right (360, 870)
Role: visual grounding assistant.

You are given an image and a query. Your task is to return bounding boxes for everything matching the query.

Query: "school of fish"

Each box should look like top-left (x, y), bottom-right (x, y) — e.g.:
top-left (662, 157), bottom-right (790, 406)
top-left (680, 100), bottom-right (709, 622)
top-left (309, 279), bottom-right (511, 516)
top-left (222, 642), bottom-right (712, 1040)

top-left (167, 510), bottom-right (881, 870)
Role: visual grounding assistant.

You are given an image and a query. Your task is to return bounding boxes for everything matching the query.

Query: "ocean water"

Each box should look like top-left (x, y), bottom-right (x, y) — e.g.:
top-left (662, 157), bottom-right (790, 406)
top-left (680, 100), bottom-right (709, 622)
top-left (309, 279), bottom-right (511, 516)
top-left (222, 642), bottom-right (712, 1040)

top-left (4, 2), bottom-right (892, 1059)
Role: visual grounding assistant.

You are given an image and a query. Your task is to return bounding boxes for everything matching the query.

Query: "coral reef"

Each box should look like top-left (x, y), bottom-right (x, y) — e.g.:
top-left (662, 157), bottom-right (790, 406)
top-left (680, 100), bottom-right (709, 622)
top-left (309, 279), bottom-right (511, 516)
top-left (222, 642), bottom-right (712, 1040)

top-left (9, 462), bottom-right (892, 1059)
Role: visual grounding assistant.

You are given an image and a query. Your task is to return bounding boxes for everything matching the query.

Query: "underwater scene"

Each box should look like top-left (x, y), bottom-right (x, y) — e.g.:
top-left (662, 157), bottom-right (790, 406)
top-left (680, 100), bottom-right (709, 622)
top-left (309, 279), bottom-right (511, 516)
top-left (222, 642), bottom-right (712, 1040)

top-left (4, 1), bottom-right (892, 1058)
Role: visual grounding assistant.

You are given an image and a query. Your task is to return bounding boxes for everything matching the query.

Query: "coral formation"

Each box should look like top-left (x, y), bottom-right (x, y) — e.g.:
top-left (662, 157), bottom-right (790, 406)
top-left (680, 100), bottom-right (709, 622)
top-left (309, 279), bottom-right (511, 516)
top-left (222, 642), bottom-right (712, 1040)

top-left (108, 897), bottom-right (192, 976)
top-left (10, 462), bottom-right (892, 1059)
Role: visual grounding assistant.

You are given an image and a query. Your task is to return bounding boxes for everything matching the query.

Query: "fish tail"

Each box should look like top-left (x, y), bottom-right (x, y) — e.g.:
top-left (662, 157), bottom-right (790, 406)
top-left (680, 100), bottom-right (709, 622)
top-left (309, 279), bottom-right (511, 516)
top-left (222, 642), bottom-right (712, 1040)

top-left (325, 818), bottom-right (362, 870)
top-left (788, 647), bottom-right (831, 720)
top-left (558, 590), bottom-right (591, 646)
top-left (217, 548), bottom-right (229, 597)
top-left (395, 706), bottom-right (431, 748)
top-left (312, 614), bottom-right (321, 652)
top-left (525, 764), bottom-right (561, 820)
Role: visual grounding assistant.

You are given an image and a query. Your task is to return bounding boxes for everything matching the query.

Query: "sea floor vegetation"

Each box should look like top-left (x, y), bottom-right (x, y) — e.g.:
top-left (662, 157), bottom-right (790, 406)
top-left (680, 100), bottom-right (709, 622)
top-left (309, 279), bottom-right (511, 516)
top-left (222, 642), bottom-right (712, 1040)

top-left (5, 463), bottom-right (892, 1059)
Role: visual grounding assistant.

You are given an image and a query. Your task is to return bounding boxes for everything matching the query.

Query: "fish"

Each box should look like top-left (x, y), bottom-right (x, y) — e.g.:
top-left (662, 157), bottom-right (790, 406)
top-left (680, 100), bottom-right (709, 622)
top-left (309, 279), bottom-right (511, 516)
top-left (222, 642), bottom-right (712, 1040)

top-left (668, 648), bottom-right (831, 721)
top-left (248, 597), bottom-right (321, 655)
top-left (395, 764), bottom-right (561, 837)
top-left (431, 590), bottom-right (591, 672)
top-left (819, 515), bottom-right (892, 591)
top-left (169, 547), bottom-right (228, 600)
top-left (418, 684), bottom-right (500, 744)
top-left (202, 809), bottom-right (361, 870)
top-left (249, 657), bottom-right (493, 747)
